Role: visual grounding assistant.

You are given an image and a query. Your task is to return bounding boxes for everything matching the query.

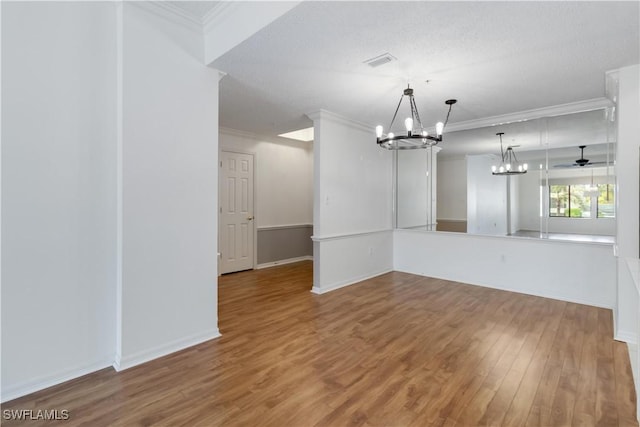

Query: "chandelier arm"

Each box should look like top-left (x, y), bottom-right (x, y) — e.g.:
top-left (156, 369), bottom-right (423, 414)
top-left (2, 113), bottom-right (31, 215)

top-left (388, 94), bottom-right (405, 130)
top-left (410, 96), bottom-right (423, 129)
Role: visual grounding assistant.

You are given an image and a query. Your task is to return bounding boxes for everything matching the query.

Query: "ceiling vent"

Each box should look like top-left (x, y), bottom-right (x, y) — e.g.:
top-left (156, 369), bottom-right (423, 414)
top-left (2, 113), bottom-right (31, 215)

top-left (364, 53), bottom-right (397, 68)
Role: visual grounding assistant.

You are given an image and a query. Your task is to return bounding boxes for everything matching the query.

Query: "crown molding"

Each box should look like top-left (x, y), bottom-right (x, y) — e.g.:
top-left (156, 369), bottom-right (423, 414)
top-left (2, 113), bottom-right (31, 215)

top-left (132, 1), bottom-right (204, 35)
top-left (445, 97), bottom-right (613, 133)
top-left (308, 99), bottom-right (612, 139)
top-left (151, 2), bottom-right (201, 26)
top-left (203, 1), bottom-right (236, 33)
top-left (306, 109), bottom-right (373, 134)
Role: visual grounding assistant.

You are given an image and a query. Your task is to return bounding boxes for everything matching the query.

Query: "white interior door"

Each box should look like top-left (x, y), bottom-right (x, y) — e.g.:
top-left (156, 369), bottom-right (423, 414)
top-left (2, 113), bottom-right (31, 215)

top-left (219, 151), bottom-right (255, 274)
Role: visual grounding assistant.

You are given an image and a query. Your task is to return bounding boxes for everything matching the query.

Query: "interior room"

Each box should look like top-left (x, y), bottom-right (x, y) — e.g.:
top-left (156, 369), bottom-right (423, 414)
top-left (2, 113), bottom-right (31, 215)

top-left (2, 1), bottom-right (639, 425)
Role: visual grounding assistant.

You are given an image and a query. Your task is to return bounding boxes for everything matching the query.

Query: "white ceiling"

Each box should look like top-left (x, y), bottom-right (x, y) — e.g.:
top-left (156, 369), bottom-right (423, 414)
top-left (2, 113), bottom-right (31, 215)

top-left (212, 1), bottom-right (639, 145)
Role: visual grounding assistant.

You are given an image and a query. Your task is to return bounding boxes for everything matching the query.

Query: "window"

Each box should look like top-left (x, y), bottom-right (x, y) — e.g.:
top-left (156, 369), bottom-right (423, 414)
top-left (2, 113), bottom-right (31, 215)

top-left (549, 185), bottom-right (568, 217)
top-left (549, 184), bottom-right (615, 218)
top-left (569, 185), bottom-right (592, 218)
top-left (597, 184), bottom-right (615, 218)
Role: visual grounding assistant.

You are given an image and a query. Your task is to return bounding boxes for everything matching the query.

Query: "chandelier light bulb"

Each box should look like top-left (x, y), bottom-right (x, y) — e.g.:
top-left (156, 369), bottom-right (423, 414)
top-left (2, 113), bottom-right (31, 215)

top-left (499, 166), bottom-right (505, 173)
top-left (523, 163), bottom-right (528, 171)
top-left (506, 163), bottom-right (511, 171)
top-left (436, 121), bottom-right (444, 136)
top-left (518, 165), bottom-right (523, 172)
top-left (422, 130), bottom-right (428, 137)
top-left (404, 118), bottom-right (413, 133)
top-left (388, 132), bottom-right (395, 139)
top-left (492, 165), bottom-right (497, 173)
top-left (376, 125), bottom-right (383, 138)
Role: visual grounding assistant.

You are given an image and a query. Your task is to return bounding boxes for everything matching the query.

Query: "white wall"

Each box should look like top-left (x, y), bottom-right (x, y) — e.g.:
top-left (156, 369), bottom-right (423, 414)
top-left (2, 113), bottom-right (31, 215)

top-left (394, 230), bottom-right (616, 309)
top-left (313, 231), bottom-right (393, 294)
top-left (614, 65), bottom-right (640, 345)
top-left (309, 110), bottom-right (393, 293)
top-left (618, 260), bottom-right (639, 343)
top-left (611, 64), bottom-right (640, 419)
top-left (219, 128), bottom-right (313, 228)
top-left (1, 2), bottom-right (117, 401)
top-left (437, 157), bottom-right (467, 220)
top-left (616, 65), bottom-right (640, 260)
top-left (117, 3), bottom-right (220, 370)
top-left (466, 154), bottom-right (508, 235)
top-left (310, 110), bottom-right (392, 237)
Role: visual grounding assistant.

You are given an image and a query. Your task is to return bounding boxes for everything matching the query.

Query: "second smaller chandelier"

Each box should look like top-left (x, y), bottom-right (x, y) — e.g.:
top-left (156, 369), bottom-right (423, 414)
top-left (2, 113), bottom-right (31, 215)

top-left (491, 132), bottom-right (528, 175)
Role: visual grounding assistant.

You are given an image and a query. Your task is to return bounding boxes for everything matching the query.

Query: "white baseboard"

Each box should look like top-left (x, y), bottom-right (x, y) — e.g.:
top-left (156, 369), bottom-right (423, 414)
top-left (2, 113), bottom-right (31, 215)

top-left (256, 256), bottom-right (312, 270)
top-left (1, 357), bottom-right (114, 403)
top-left (311, 269), bottom-right (393, 295)
top-left (113, 328), bottom-right (221, 372)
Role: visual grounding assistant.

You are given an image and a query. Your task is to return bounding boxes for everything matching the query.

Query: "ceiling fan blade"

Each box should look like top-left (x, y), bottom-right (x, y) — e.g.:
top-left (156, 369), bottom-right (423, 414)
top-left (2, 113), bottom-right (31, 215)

top-left (553, 160), bottom-right (613, 169)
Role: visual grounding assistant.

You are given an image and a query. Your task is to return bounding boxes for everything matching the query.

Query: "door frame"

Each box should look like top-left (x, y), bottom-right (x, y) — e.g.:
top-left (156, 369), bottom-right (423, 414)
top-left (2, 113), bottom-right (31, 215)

top-left (219, 147), bottom-right (258, 273)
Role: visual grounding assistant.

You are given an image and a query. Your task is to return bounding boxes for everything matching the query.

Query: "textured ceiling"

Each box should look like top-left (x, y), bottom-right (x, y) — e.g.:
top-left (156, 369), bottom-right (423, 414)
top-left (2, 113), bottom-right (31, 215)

top-left (212, 1), bottom-right (639, 144)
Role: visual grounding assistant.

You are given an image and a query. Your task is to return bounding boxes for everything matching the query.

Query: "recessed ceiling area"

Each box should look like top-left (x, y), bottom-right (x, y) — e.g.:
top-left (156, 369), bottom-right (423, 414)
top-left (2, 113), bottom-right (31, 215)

top-left (212, 1), bottom-right (639, 143)
top-left (278, 127), bottom-right (314, 142)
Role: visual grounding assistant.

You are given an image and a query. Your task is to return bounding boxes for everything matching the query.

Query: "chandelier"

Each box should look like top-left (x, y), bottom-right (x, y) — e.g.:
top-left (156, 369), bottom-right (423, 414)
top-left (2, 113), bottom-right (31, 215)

top-left (375, 85), bottom-right (457, 150)
top-left (491, 132), bottom-right (528, 175)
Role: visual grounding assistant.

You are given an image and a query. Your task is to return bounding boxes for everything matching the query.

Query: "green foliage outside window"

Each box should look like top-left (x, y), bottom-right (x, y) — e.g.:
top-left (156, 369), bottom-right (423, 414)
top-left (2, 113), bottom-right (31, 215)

top-left (549, 184), bottom-right (613, 218)
top-left (549, 185), bottom-right (569, 217)
top-left (597, 184), bottom-right (615, 218)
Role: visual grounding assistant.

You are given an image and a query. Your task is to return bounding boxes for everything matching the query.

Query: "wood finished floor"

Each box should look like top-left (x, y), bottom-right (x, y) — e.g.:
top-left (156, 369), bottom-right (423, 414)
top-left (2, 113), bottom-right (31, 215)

top-left (2, 261), bottom-right (637, 426)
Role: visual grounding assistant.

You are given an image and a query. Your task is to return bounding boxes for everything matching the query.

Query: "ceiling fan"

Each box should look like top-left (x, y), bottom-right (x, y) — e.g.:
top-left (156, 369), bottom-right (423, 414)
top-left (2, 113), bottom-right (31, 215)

top-left (553, 145), bottom-right (610, 168)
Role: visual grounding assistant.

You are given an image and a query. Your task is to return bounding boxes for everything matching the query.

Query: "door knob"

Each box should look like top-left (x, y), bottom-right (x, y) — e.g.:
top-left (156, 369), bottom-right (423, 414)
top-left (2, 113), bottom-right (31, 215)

top-left (247, 216), bottom-right (254, 221)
